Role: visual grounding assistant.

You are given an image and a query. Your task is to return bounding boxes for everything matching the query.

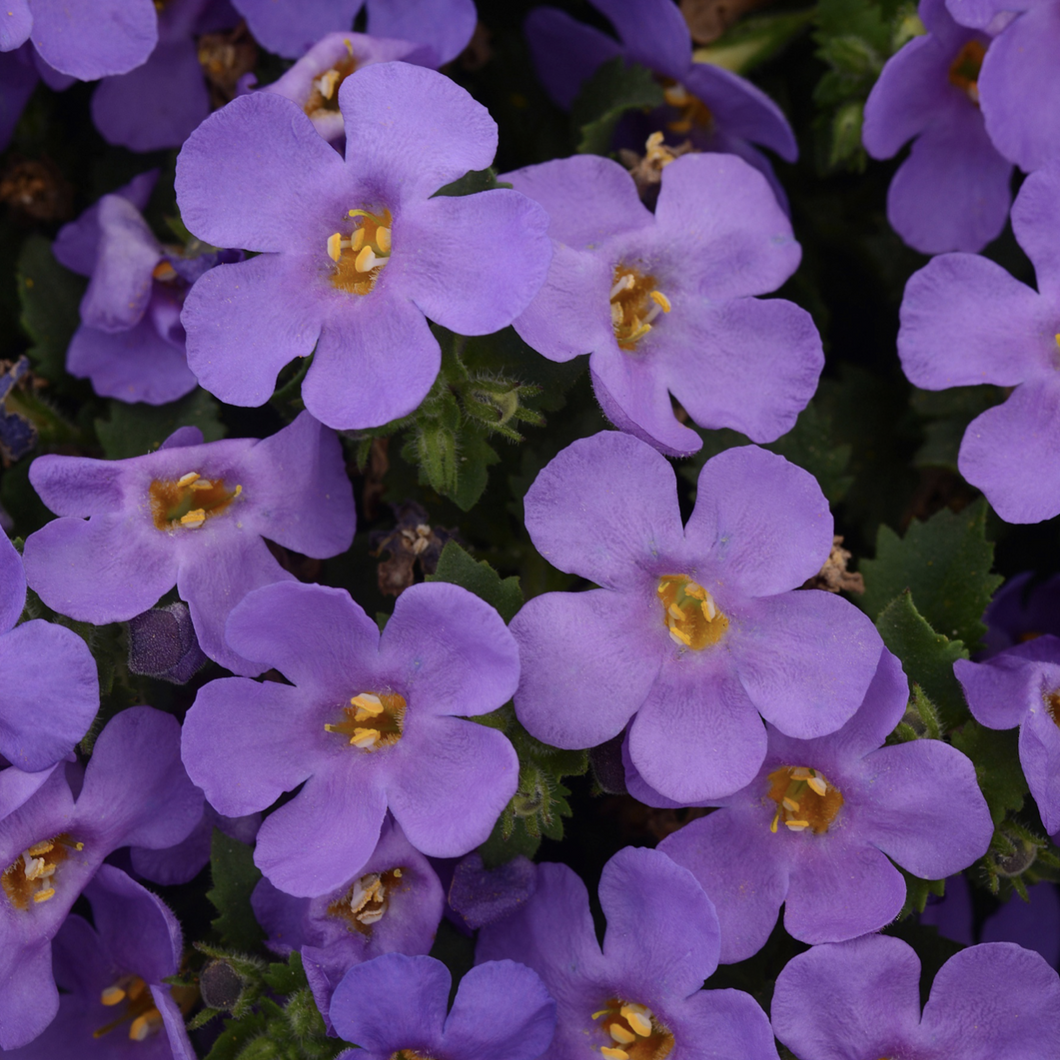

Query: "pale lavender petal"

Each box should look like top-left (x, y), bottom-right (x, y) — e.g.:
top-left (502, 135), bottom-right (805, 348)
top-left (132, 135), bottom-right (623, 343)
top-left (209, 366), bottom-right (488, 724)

top-left (771, 936), bottom-right (924, 1060)
top-left (397, 191), bottom-right (552, 335)
top-left (231, 0), bottom-right (362, 58)
top-left (176, 92), bottom-right (347, 252)
top-left (339, 62), bottom-right (497, 205)
top-left (955, 652), bottom-right (1045, 731)
top-left (385, 716), bottom-right (518, 858)
top-left (825, 647), bottom-right (909, 761)
top-left (27, 453), bottom-right (126, 514)
top-left (256, 765), bottom-right (387, 896)
top-left (0, 531), bottom-right (25, 631)
top-left (0, 1), bottom-right (31, 52)
top-left (182, 677), bottom-right (321, 816)
top-left (898, 254), bottom-right (1050, 389)
top-left (1020, 707), bottom-right (1060, 834)
top-left (734, 591), bottom-right (882, 738)
top-left (859, 740), bottom-right (992, 877)
top-left (521, 431), bottom-right (686, 588)
top-left (628, 656), bottom-right (768, 803)
top-left (379, 583), bottom-right (520, 718)
top-left (598, 846), bottom-right (720, 995)
top-left (862, 36), bottom-right (946, 158)
top-left (366, 0), bottom-right (476, 65)
top-left (660, 808), bottom-right (788, 964)
top-left (674, 989), bottom-right (779, 1060)
top-left (0, 620), bottom-right (97, 772)
top-left (30, 0), bottom-right (157, 79)
top-left (504, 154), bottom-right (653, 249)
top-left (593, 0), bottom-right (691, 79)
top-left (22, 515), bottom-right (176, 622)
top-left (182, 255), bottom-right (325, 407)
top-left (512, 589), bottom-right (663, 749)
top-left (1011, 166), bottom-right (1060, 292)
top-left (979, 4), bottom-right (1060, 171)
top-left (685, 446), bottom-right (833, 598)
top-left (330, 953), bottom-right (448, 1055)
top-left (91, 39), bottom-right (210, 152)
top-left (301, 293), bottom-right (440, 430)
top-left (0, 938), bottom-right (56, 1049)
top-left (958, 380), bottom-right (1060, 523)
top-left (524, 7), bottom-right (621, 109)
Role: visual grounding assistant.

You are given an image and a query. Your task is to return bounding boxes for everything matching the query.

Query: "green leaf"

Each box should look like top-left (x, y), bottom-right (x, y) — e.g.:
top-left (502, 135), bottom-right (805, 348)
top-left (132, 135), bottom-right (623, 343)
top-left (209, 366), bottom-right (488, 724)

top-left (896, 867), bottom-right (945, 919)
top-left (447, 429), bottom-right (500, 512)
top-left (951, 722), bottom-right (1027, 826)
top-left (691, 9), bottom-right (814, 74)
top-left (427, 539), bottom-right (524, 622)
top-left (208, 830), bottom-right (266, 953)
top-left (203, 1010), bottom-right (272, 1060)
top-left (571, 57), bottom-right (665, 155)
top-left (16, 234), bottom-right (86, 391)
top-left (860, 500), bottom-right (1002, 651)
top-left (875, 592), bottom-right (968, 730)
top-left (95, 389), bottom-right (226, 459)
top-left (261, 951), bottom-right (306, 996)
top-left (768, 402), bottom-right (854, 505)
top-left (433, 167), bottom-right (512, 197)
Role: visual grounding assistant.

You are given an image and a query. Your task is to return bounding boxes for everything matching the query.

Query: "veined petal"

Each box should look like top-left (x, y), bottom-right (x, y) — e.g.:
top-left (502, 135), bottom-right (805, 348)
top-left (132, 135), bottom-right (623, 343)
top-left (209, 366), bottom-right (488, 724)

top-left (30, 0), bottom-right (157, 79)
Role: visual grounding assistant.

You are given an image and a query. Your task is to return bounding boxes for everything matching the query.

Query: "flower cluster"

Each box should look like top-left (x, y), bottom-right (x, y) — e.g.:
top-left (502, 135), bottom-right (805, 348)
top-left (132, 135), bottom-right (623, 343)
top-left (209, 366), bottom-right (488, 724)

top-left (2, 1), bottom-right (1060, 1059)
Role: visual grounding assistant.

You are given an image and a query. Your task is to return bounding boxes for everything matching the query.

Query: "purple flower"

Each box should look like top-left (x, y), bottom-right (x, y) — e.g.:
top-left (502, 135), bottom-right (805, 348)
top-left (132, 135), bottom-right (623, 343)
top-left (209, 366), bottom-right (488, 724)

top-left (230, 0), bottom-right (476, 65)
top-left (511, 432), bottom-right (883, 804)
top-left (53, 170), bottom-right (243, 405)
top-left (0, 864), bottom-right (195, 1058)
top-left (262, 31), bottom-right (434, 145)
top-left (90, 0), bottom-right (235, 153)
top-left (947, 0), bottom-right (1060, 172)
top-left (0, 707), bottom-right (202, 1049)
top-left (476, 846), bottom-right (779, 1060)
top-left (862, 0), bottom-right (1012, 254)
top-left (126, 602), bottom-right (207, 685)
top-left (253, 818), bottom-right (444, 1030)
top-left (506, 152), bottom-right (822, 456)
top-left (21, 411), bottom-right (355, 676)
top-left (659, 649), bottom-right (992, 961)
top-left (330, 954), bottom-right (556, 1060)
top-left (526, 0), bottom-right (797, 194)
top-left (897, 164), bottom-right (1060, 523)
top-left (180, 579), bottom-right (520, 897)
top-left (955, 634), bottom-right (1060, 834)
top-left (771, 934), bottom-right (1060, 1060)
top-left (0, 0), bottom-right (158, 81)
top-left (176, 62), bottom-right (553, 430)
top-left (982, 572), bottom-right (1060, 656)
top-left (0, 531), bottom-right (98, 774)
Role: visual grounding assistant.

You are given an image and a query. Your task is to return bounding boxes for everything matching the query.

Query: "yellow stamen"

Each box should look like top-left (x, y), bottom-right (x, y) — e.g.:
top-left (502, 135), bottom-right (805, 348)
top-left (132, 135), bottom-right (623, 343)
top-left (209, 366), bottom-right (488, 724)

top-left (658, 574), bottom-right (729, 650)
top-left (782, 797), bottom-right (800, 812)
top-left (355, 245), bottom-right (377, 272)
top-left (350, 728), bottom-right (380, 748)
top-left (327, 232), bottom-right (343, 262)
top-left (179, 509), bottom-right (206, 529)
top-left (175, 472), bottom-right (200, 488)
top-left (129, 1011), bottom-right (162, 1041)
top-left (592, 1010), bottom-right (609, 1021)
top-left (785, 821), bottom-right (810, 832)
top-left (33, 887), bottom-right (55, 903)
top-left (600, 1049), bottom-right (630, 1060)
top-left (351, 693), bottom-right (384, 716)
top-left (620, 1008), bottom-right (653, 1037)
top-left (610, 1025), bottom-right (636, 1045)
top-left (101, 986), bottom-right (126, 1007)
top-left (807, 774), bottom-right (828, 797)
top-left (650, 291), bottom-right (671, 313)
top-left (767, 765), bottom-right (845, 835)
top-left (376, 226), bottom-right (392, 253)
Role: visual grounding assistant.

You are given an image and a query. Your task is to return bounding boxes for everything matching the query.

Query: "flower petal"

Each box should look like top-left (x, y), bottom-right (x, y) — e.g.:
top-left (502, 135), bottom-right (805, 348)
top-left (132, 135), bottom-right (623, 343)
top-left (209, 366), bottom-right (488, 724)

top-left (1011, 166), bottom-right (1060, 293)
top-left (524, 6), bottom-right (621, 109)
top-left (30, 0), bottom-right (157, 79)
top-left (366, 0), bottom-right (476, 65)
top-left (0, 530), bottom-right (25, 632)
top-left (0, 1), bottom-right (32, 52)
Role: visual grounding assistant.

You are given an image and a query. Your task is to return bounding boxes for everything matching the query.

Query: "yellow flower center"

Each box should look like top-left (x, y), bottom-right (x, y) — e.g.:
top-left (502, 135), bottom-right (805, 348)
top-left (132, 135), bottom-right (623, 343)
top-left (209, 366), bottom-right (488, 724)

top-left (610, 266), bottom-right (671, 351)
top-left (657, 575), bottom-right (728, 649)
top-left (592, 998), bottom-right (674, 1060)
top-left (948, 40), bottom-right (986, 104)
top-left (1, 834), bottom-right (84, 910)
top-left (390, 1052), bottom-right (434, 1060)
top-left (324, 691), bottom-right (407, 751)
top-left (767, 766), bottom-right (844, 835)
top-left (327, 866), bottom-right (406, 935)
top-left (148, 470), bottom-right (242, 531)
top-left (661, 80), bottom-right (714, 135)
top-left (305, 39), bottom-right (357, 118)
top-left (1043, 689), bottom-right (1060, 731)
top-left (328, 207), bottom-right (393, 295)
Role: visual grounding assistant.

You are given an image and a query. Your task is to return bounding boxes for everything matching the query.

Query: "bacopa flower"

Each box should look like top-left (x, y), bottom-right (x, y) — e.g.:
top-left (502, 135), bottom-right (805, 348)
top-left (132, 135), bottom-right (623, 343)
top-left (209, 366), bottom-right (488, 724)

top-left (252, 818), bottom-right (444, 1029)
top-left (180, 580), bottom-right (521, 898)
top-left (176, 61), bottom-right (553, 430)
top-left (230, 0), bottom-right (477, 65)
top-left (0, 0), bottom-right (157, 81)
top-left (329, 954), bottom-right (556, 1060)
top-left (511, 432), bottom-right (882, 805)
top-left (0, 531), bottom-right (98, 773)
top-left (476, 846), bottom-right (780, 1060)
top-left (1, 864), bottom-right (195, 1058)
top-left (898, 165), bottom-right (1060, 523)
top-left (526, 0), bottom-right (797, 198)
top-left (771, 935), bottom-right (1060, 1060)
top-left (506, 152), bottom-right (822, 456)
top-left (53, 170), bottom-right (239, 405)
top-left (21, 411), bottom-right (355, 676)
top-left (946, 0), bottom-right (1060, 172)
top-left (262, 31), bottom-right (434, 145)
top-left (0, 707), bottom-right (202, 1050)
top-left (862, 0), bottom-right (1012, 254)
top-left (982, 571), bottom-right (1060, 656)
top-left (659, 649), bottom-right (992, 962)
top-left (955, 634), bottom-right (1060, 834)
